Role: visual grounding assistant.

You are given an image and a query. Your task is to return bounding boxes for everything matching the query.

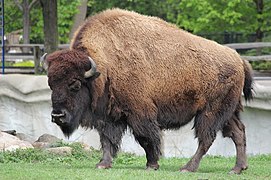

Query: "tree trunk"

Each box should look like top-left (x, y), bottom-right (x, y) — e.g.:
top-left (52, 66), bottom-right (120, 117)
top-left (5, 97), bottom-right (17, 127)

top-left (253, 0), bottom-right (264, 55)
top-left (22, 0), bottom-right (30, 53)
top-left (22, 0), bottom-right (30, 45)
top-left (69, 0), bottom-right (87, 40)
top-left (254, 0), bottom-right (264, 42)
top-left (40, 0), bottom-right (58, 54)
top-left (14, 0), bottom-right (38, 52)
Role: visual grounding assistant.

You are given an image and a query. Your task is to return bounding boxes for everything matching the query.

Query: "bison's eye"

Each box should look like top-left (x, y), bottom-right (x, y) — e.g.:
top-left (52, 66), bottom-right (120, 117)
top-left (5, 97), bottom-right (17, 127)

top-left (69, 80), bottom-right (81, 92)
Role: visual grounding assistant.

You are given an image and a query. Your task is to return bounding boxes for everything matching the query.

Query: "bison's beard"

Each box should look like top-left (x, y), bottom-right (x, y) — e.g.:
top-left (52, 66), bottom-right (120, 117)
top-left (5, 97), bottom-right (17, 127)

top-left (53, 111), bottom-right (80, 138)
top-left (59, 124), bottom-right (77, 138)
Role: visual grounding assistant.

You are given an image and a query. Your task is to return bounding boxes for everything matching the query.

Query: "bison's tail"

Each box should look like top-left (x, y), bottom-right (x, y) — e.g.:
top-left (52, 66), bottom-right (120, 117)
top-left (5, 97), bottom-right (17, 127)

top-left (242, 59), bottom-right (253, 101)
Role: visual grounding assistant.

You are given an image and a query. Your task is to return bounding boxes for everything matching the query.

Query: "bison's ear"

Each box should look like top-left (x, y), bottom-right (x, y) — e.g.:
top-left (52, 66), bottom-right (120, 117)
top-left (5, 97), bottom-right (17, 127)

top-left (40, 53), bottom-right (48, 71)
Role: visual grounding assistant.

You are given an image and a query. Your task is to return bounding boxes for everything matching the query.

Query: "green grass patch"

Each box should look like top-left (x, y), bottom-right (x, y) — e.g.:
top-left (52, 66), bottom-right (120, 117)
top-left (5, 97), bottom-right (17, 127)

top-left (0, 144), bottom-right (270, 180)
top-left (12, 60), bottom-right (34, 67)
top-left (1, 60), bottom-right (34, 67)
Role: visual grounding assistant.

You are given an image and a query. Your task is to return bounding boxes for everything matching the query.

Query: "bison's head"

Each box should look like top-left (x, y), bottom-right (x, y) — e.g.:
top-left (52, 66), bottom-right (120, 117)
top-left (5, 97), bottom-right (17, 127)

top-left (41, 49), bottom-right (100, 137)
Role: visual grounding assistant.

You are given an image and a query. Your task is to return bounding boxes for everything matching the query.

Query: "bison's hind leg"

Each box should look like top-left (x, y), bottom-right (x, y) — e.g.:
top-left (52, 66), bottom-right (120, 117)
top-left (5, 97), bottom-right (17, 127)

top-left (180, 110), bottom-right (218, 173)
top-left (180, 87), bottom-right (242, 173)
top-left (222, 105), bottom-right (248, 174)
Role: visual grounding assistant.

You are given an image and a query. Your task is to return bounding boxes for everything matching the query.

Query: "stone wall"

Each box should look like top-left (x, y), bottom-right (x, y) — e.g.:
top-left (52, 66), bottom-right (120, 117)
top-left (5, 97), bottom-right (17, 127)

top-left (0, 74), bottom-right (270, 157)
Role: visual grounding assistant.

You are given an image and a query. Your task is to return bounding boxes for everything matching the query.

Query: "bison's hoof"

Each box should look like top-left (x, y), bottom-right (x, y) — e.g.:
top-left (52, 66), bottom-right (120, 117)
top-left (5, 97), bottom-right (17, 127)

top-left (229, 165), bottom-right (248, 174)
top-left (180, 169), bottom-right (191, 173)
top-left (146, 164), bottom-right (159, 171)
top-left (96, 163), bottom-right (112, 169)
top-left (180, 166), bottom-right (197, 173)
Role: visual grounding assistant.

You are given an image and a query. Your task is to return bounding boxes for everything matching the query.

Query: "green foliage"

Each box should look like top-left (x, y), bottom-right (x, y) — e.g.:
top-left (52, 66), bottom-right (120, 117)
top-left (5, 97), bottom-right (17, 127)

top-left (177, 0), bottom-right (259, 33)
top-left (4, 0), bottom-right (81, 44)
top-left (251, 61), bottom-right (271, 71)
top-left (0, 142), bottom-right (100, 164)
top-left (4, 0), bottom-right (22, 33)
top-left (87, 0), bottom-right (271, 36)
top-left (30, 7), bottom-right (44, 43)
top-left (88, 0), bottom-right (169, 19)
top-left (5, 0), bottom-right (271, 44)
top-left (58, 0), bottom-right (81, 43)
top-left (240, 47), bottom-right (271, 70)
top-left (0, 148), bottom-right (54, 163)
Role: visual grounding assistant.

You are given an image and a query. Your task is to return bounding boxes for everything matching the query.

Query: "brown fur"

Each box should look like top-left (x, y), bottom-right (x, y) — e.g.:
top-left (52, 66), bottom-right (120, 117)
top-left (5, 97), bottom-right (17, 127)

top-left (46, 9), bottom-right (253, 173)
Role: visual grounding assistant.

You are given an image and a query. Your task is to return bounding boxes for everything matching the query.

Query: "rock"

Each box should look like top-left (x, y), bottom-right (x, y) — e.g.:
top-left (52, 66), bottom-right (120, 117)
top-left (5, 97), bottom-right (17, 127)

top-left (0, 132), bottom-right (33, 151)
top-left (46, 146), bottom-right (73, 156)
top-left (16, 133), bottom-right (35, 144)
top-left (36, 134), bottom-right (61, 144)
top-left (32, 142), bottom-right (51, 149)
top-left (1, 130), bottom-right (16, 135)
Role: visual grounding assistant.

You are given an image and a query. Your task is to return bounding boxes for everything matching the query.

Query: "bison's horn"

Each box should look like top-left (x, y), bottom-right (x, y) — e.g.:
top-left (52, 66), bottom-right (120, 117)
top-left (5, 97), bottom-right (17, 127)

top-left (84, 57), bottom-right (97, 78)
top-left (40, 53), bottom-right (48, 70)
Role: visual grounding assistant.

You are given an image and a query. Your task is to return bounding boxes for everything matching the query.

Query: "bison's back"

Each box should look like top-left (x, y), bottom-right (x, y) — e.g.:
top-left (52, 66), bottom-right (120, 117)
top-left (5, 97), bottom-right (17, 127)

top-left (71, 9), bottom-right (245, 120)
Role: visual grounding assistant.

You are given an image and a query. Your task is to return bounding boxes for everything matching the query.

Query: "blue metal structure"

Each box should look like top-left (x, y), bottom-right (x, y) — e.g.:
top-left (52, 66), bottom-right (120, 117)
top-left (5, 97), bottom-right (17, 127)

top-left (0, 0), bottom-right (4, 74)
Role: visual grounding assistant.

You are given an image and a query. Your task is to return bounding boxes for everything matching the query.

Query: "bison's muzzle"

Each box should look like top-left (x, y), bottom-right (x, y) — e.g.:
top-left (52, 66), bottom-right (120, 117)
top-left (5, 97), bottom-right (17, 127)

top-left (51, 110), bottom-right (66, 125)
top-left (51, 109), bottom-right (77, 137)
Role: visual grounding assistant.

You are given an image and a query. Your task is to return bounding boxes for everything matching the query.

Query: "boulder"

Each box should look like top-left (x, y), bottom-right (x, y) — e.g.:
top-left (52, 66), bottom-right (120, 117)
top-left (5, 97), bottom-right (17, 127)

top-left (32, 142), bottom-right (51, 149)
top-left (46, 146), bottom-right (73, 156)
top-left (32, 134), bottom-right (62, 149)
top-left (16, 133), bottom-right (35, 144)
top-left (36, 133), bottom-right (62, 144)
top-left (0, 132), bottom-right (33, 151)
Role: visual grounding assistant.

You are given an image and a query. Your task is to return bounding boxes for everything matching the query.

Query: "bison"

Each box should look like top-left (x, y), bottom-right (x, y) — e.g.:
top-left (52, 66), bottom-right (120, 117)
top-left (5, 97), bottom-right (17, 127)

top-left (42, 9), bottom-right (253, 174)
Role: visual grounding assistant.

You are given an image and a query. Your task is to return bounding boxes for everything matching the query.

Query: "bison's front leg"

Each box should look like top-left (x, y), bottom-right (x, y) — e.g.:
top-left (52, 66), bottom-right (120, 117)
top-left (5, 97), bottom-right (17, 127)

top-left (96, 134), bottom-right (114, 169)
top-left (131, 119), bottom-right (162, 170)
top-left (134, 135), bottom-right (161, 170)
top-left (96, 121), bottom-right (126, 169)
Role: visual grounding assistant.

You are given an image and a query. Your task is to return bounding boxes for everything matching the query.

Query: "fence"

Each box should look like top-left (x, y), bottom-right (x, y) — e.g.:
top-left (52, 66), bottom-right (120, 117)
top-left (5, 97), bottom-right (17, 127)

top-left (224, 42), bottom-right (271, 61)
top-left (0, 44), bottom-right (69, 74)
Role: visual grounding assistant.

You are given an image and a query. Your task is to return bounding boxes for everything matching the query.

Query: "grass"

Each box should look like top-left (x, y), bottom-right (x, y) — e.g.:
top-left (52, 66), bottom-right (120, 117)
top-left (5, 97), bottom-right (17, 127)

top-left (12, 60), bottom-right (34, 67)
top-left (0, 143), bottom-right (270, 180)
top-left (1, 60), bottom-right (34, 68)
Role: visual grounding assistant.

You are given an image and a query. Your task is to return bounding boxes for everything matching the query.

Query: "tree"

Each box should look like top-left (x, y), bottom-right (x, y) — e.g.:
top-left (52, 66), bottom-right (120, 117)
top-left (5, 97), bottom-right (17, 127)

top-left (40, 0), bottom-right (58, 53)
top-left (58, 0), bottom-right (81, 43)
top-left (14, 0), bottom-right (38, 46)
top-left (69, 0), bottom-right (88, 40)
top-left (5, 0), bottom-right (81, 44)
top-left (254, 0), bottom-right (264, 42)
top-left (175, 0), bottom-right (271, 42)
top-left (5, 0), bottom-right (271, 45)
top-left (87, 0), bottom-right (169, 20)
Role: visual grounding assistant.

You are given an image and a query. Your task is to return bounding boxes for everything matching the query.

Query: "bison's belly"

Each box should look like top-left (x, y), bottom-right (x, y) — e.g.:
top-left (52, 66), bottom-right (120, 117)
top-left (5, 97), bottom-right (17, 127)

top-left (156, 104), bottom-right (197, 130)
